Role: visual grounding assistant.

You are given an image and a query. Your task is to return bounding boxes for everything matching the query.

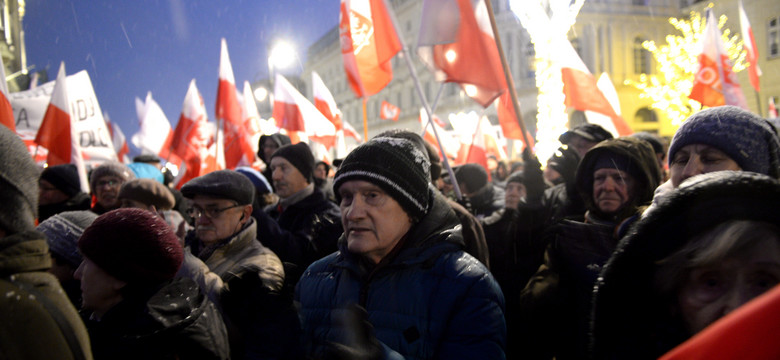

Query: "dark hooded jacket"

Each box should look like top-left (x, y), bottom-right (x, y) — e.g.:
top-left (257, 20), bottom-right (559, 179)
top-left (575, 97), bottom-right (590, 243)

top-left (295, 193), bottom-right (506, 359)
top-left (518, 137), bottom-right (661, 360)
top-left (590, 171), bottom-right (780, 359)
top-left (257, 134), bottom-right (291, 189)
top-left (83, 277), bottom-right (230, 360)
top-left (39, 192), bottom-right (92, 222)
top-left (0, 229), bottom-right (93, 360)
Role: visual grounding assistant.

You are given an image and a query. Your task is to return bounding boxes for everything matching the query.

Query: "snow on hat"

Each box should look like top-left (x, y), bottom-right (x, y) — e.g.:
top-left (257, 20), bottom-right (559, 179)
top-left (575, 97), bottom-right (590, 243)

top-left (668, 105), bottom-right (780, 178)
top-left (334, 137), bottom-right (431, 221)
top-left (38, 210), bottom-right (98, 268)
top-left (78, 208), bottom-right (183, 284)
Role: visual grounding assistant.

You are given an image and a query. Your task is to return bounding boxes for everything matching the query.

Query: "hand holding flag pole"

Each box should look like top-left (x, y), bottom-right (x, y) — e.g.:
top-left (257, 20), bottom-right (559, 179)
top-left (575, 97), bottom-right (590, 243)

top-left (380, 0), bottom-right (463, 200)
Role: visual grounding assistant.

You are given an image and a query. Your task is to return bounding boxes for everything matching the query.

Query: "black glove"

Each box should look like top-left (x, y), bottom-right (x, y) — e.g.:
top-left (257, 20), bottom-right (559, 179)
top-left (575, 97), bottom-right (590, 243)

top-left (522, 148), bottom-right (546, 204)
top-left (322, 304), bottom-right (383, 360)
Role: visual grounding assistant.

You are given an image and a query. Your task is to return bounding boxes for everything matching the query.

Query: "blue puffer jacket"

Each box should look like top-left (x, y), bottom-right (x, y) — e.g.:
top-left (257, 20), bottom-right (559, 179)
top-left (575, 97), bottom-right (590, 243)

top-left (295, 193), bottom-right (506, 359)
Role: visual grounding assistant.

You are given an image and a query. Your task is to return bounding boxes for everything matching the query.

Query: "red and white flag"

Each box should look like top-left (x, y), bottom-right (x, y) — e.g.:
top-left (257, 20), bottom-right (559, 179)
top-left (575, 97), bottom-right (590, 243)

top-left (496, 92), bottom-right (523, 140)
top-left (216, 38), bottom-right (254, 169)
top-left (769, 97), bottom-right (778, 118)
top-left (380, 100), bottom-right (400, 121)
top-left (557, 37), bottom-right (632, 136)
top-left (343, 119), bottom-right (362, 142)
top-left (34, 63), bottom-right (89, 192)
top-left (241, 80), bottom-right (263, 162)
top-left (739, 0), bottom-right (761, 92)
top-left (417, 0), bottom-right (507, 107)
top-left (0, 55), bottom-right (15, 132)
top-left (455, 116), bottom-right (489, 172)
top-left (583, 72), bottom-right (624, 138)
top-left (689, 9), bottom-right (748, 109)
top-left (420, 108), bottom-right (459, 161)
top-left (105, 115), bottom-right (130, 164)
top-left (273, 74), bottom-right (337, 148)
top-left (131, 92), bottom-right (179, 163)
top-left (339, 0), bottom-right (401, 98)
top-left (170, 80), bottom-right (212, 187)
top-left (312, 71), bottom-right (343, 129)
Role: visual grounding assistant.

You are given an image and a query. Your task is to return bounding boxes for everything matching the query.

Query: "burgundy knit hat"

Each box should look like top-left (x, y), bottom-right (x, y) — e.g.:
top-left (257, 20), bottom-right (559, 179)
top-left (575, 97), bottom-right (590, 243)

top-left (78, 208), bottom-right (183, 284)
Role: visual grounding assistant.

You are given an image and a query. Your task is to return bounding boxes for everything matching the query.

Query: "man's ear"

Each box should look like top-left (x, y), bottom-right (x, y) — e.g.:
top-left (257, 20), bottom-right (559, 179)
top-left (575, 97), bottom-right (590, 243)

top-left (240, 204), bottom-right (252, 225)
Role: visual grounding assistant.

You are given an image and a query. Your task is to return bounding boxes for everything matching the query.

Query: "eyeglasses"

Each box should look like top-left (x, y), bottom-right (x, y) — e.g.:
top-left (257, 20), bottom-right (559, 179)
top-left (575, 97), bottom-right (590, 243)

top-left (96, 179), bottom-right (121, 188)
top-left (187, 204), bottom-right (242, 220)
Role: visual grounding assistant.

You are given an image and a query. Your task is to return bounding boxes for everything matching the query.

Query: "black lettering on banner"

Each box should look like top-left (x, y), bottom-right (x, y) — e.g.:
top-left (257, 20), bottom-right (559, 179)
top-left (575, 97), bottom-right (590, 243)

top-left (79, 129), bottom-right (111, 148)
top-left (71, 98), bottom-right (96, 121)
top-left (16, 108), bottom-right (29, 128)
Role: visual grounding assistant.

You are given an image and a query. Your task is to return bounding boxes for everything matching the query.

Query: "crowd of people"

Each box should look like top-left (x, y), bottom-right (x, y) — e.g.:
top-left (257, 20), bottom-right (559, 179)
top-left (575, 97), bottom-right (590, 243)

top-left (2, 104), bottom-right (780, 359)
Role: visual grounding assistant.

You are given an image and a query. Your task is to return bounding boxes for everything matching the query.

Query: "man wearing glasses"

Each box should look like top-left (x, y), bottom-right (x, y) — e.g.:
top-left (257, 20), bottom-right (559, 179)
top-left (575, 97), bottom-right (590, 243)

top-left (88, 161), bottom-right (136, 215)
top-left (179, 170), bottom-right (301, 359)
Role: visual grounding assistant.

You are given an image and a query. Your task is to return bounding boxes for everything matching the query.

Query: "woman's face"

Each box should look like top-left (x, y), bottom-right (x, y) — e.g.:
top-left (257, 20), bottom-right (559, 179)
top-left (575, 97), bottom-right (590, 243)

top-left (669, 144), bottom-right (741, 188)
top-left (677, 237), bottom-right (780, 334)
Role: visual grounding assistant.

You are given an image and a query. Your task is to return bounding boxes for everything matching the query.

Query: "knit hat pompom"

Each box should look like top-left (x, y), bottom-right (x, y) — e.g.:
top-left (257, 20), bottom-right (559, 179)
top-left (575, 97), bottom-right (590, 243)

top-left (668, 105), bottom-right (780, 178)
top-left (38, 210), bottom-right (98, 268)
top-left (0, 125), bottom-right (40, 234)
top-left (78, 208), bottom-right (183, 284)
top-left (270, 142), bottom-right (315, 182)
top-left (89, 161), bottom-right (136, 193)
top-left (334, 137), bottom-right (431, 220)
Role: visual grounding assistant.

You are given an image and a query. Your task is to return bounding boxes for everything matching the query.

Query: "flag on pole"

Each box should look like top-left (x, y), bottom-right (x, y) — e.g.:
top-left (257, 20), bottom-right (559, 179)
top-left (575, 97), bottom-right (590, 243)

top-left (105, 115), bottom-right (130, 164)
top-left (339, 0), bottom-right (401, 98)
top-left (380, 100), bottom-right (400, 121)
top-left (689, 9), bottom-right (749, 109)
top-left (455, 116), bottom-right (489, 172)
top-left (273, 74), bottom-right (337, 147)
top-left (0, 55), bottom-right (15, 132)
top-left (171, 80), bottom-right (212, 187)
top-left (312, 71), bottom-right (343, 129)
top-left (556, 37), bottom-right (632, 136)
top-left (419, 108), bottom-right (459, 162)
top-left (131, 92), bottom-right (179, 163)
top-left (216, 38), bottom-right (254, 169)
top-left (417, 0), bottom-right (507, 107)
top-left (769, 97), bottom-right (778, 118)
top-left (240, 80), bottom-right (263, 163)
top-left (583, 72), bottom-right (623, 138)
top-left (34, 63), bottom-right (89, 192)
top-left (738, 0), bottom-right (761, 92)
top-left (343, 119), bottom-right (362, 142)
top-left (496, 92), bottom-right (523, 139)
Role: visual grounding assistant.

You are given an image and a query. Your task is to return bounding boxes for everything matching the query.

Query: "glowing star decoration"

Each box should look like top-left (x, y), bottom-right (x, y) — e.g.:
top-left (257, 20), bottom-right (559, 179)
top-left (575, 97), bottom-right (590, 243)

top-left (625, 7), bottom-right (746, 127)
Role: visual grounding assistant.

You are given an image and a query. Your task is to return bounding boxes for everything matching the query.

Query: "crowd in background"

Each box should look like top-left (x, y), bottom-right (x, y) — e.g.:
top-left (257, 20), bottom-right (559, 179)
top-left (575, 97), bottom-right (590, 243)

top-left (2, 104), bottom-right (780, 359)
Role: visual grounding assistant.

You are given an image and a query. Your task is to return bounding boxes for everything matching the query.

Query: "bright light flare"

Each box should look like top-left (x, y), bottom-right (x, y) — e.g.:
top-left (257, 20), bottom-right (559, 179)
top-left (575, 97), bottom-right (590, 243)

top-left (253, 86), bottom-right (268, 102)
top-left (268, 41), bottom-right (296, 71)
top-left (445, 49), bottom-right (457, 63)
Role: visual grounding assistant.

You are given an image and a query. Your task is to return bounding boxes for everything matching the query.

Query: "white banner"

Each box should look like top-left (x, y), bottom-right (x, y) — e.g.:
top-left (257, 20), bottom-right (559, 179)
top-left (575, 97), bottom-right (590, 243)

top-left (10, 70), bottom-right (117, 164)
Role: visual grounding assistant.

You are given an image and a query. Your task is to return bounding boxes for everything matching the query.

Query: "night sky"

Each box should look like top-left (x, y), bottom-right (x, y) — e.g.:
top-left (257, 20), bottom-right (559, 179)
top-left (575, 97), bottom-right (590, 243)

top-left (24, 0), bottom-right (338, 154)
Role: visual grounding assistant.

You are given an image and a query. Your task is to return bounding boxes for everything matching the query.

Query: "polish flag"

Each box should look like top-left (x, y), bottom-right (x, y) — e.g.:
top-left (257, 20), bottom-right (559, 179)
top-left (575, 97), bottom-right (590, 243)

top-left (241, 80), bottom-right (263, 162)
top-left (769, 97), bottom-right (778, 118)
top-left (342, 119), bottom-right (362, 142)
top-left (380, 100), bottom-right (400, 121)
top-left (420, 108), bottom-right (459, 162)
top-left (455, 116), bottom-right (489, 172)
top-left (689, 9), bottom-right (748, 109)
top-left (0, 55), bottom-right (15, 132)
top-left (131, 92), bottom-right (179, 164)
top-left (216, 38), bottom-right (254, 169)
top-left (496, 92), bottom-right (524, 140)
top-left (312, 71), bottom-right (343, 130)
top-left (340, 0), bottom-right (401, 98)
top-left (739, 0), bottom-right (761, 92)
top-left (482, 119), bottom-right (508, 161)
top-left (557, 36), bottom-right (632, 136)
top-left (170, 80), bottom-right (212, 187)
top-left (417, 0), bottom-right (507, 107)
top-left (105, 115), bottom-right (130, 164)
top-left (584, 73), bottom-right (623, 138)
top-left (34, 63), bottom-right (89, 192)
top-left (272, 74), bottom-right (336, 148)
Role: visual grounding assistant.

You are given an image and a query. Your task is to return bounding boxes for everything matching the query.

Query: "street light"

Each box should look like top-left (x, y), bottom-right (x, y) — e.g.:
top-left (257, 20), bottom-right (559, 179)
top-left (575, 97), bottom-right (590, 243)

top-left (268, 40), bottom-right (297, 75)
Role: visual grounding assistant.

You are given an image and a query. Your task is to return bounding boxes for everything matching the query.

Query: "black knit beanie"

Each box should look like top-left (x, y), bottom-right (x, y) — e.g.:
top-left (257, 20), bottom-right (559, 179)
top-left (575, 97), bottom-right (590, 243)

top-left (0, 125), bottom-right (40, 234)
top-left (180, 169), bottom-right (255, 205)
top-left (89, 161), bottom-right (135, 194)
top-left (40, 164), bottom-right (81, 198)
top-left (271, 143), bottom-right (315, 183)
top-left (668, 105), bottom-right (780, 178)
top-left (334, 137), bottom-right (431, 221)
top-left (455, 163), bottom-right (489, 193)
top-left (78, 208), bottom-right (183, 285)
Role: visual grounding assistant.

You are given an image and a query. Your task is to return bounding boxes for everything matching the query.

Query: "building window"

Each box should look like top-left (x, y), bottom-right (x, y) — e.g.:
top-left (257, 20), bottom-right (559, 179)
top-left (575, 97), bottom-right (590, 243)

top-left (525, 42), bottom-right (536, 79)
top-left (635, 107), bottom-right (658, 123)
top-left (769, 17), bottom-right (779, 58)
top-left (633, 37), bottom-right (652, 74)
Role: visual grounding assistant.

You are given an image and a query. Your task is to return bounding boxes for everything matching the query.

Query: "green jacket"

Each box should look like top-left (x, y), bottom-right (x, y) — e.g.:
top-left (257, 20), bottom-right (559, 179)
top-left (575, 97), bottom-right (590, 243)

top-left (0, 229), bottom-right (93, 360)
